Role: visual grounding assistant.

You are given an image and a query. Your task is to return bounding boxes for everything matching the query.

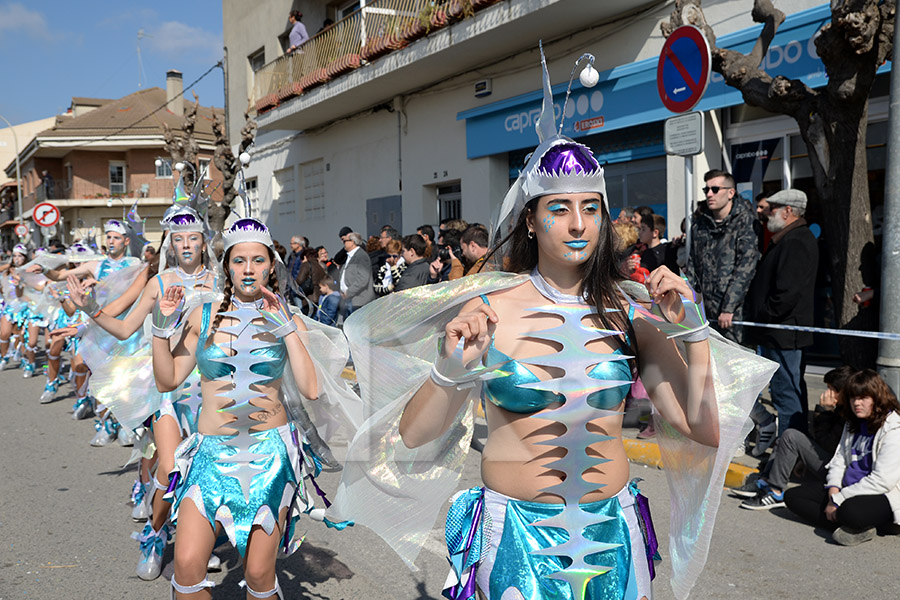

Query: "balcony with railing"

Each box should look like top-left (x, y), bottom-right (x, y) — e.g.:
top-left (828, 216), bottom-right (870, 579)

top-left (248, 0), bottom-right (658, 132)
top-left (251, 0), bottom-right (498, 115)
top-left (23, 177), bottom-right (181, 211)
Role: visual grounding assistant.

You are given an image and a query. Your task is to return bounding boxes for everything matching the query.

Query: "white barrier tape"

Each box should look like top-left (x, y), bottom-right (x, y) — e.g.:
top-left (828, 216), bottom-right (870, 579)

top-left (733, 320), bottom-right (900, 342)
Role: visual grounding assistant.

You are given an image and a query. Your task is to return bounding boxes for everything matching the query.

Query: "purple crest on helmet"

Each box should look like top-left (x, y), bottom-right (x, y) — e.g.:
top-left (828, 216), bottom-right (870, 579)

top-left (538, 143), bottom-right (599, 175)
top-left (170, 212), bottom-right (200, 226)
top-left (229, 218), bottom-right (269, 234)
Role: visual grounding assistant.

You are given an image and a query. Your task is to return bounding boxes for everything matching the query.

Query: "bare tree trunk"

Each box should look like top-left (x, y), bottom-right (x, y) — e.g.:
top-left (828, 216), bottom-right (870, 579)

top-left (164, 92), bottom-right (201, 189)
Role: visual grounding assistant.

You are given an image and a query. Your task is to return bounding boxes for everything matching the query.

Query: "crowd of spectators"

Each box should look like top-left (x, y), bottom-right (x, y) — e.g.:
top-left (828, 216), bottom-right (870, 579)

top-left (284, 219), bottom-right (490, 326)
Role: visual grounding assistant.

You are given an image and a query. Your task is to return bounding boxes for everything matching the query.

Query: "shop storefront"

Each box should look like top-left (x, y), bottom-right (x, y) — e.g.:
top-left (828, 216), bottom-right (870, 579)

top-left (457, 4), bottom-right (889, 229)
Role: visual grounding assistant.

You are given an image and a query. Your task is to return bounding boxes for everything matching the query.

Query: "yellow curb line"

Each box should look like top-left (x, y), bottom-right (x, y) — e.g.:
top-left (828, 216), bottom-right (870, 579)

top-left (342, 366), bottom-right (757, 487)
top-left (624, 438), bottom-right (757, 488)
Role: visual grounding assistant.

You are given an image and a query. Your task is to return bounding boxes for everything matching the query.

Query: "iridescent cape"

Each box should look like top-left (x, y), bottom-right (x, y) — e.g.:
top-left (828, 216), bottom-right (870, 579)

top-left (326, 273), bottom-right (775, 599)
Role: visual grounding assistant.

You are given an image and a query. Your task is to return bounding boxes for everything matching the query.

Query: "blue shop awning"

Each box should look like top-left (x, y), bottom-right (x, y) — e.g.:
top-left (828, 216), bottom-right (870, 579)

top-left (458, 4), bottom-right (890, 160)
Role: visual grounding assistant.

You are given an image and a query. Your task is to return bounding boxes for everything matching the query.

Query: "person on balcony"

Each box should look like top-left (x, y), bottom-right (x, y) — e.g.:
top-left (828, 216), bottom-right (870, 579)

top-left (287, 10), bottom-right (309, 53)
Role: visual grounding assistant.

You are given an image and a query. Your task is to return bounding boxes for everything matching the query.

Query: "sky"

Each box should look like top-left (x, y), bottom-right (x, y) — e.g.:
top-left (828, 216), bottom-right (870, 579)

top-left (0, 1), bottom-right (225, 126)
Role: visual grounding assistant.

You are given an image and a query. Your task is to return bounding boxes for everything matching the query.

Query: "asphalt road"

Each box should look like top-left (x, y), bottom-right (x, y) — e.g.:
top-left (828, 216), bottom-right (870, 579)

top-left (1, 363), bottom-right (898, 599)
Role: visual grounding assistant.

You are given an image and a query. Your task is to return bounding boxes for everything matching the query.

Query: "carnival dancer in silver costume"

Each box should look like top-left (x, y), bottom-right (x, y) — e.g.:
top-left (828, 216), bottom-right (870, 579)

top-left (0, 244), bottom-right (50, 378)
top-left (326, 45), bottom-right (776, 600)
top-left (67, 203), bottom-right (222, 581)
top-left (38, 274), bottom-right (85, 404)
top-left (28, 220), bottom-right (144, 420)
top-left (0, 244), bottom-right (34, 373)
top-left (153, 217), bottom-right (355, 599)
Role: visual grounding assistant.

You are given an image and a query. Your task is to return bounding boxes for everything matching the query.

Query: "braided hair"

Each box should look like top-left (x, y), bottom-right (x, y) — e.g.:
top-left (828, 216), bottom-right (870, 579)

top-left (209, 245), bottom-right (279, 338)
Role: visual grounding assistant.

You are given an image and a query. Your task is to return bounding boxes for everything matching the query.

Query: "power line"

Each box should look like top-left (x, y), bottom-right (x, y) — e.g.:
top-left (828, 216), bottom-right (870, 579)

top-left (70, 60), bottom-right (224, 149)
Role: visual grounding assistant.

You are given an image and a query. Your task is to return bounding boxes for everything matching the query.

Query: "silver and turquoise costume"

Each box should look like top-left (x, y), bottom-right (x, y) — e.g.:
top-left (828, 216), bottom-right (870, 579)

top-left (327, 272), bottom-right (777, 600)
top-left (166, 301), bottom-right (345, 557)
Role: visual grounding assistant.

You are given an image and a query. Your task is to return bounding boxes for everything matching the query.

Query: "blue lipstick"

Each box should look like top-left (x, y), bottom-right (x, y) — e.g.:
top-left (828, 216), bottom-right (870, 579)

top-left (564, 240), bottom-right (588, 249)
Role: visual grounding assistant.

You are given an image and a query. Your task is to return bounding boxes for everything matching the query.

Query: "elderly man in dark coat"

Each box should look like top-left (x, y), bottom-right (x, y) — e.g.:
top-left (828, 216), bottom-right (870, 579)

top-left (744, 188), bottom-right (818, 437)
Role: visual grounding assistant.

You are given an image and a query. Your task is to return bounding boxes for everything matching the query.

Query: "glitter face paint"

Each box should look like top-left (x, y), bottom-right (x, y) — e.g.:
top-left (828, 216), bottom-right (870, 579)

top-left (172, 233), bottom-right (204, 270)
top-left (533, 194), bottom-right (603, 264)
top-left (228, 243), bottom-right (271, 297)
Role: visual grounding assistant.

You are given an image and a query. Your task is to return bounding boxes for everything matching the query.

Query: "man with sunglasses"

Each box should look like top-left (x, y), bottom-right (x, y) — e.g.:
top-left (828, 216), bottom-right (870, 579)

top-left (685, 169), bottom-right (760, 343)
top-left (744, 189), bottom-right (818, 438)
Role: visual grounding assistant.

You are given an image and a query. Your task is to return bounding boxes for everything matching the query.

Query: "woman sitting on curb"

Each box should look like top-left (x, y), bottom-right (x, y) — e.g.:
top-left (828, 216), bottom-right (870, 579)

top-left (783, 369), bottom-right (900, 545)
top-left (734, 365), bottom-right (854, 510)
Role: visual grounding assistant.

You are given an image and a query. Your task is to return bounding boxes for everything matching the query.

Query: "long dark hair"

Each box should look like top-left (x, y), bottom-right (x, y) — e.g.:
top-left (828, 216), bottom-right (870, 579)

top-left (487, 199), bottom-right (636, 358)
top-left (839, 369), bottom-right (900, 433)
top-left (210, 245), bottom-right (280, 337)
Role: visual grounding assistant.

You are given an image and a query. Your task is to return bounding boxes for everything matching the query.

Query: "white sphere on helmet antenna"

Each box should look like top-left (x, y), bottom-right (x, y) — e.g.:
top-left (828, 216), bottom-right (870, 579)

top-left (579, 65), bottom-right (599, 88)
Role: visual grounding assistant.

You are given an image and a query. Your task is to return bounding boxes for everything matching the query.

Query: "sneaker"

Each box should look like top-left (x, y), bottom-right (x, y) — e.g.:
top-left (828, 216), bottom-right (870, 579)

top-left (750, 421), bottom-right (777, 457)
top-left (72, 397), bottom-right (94, 420)
top-left (207, 553), bottom-right (222, 572)
top-left (133, 522), bottom-right (171, 581)
top-left (740, 489), bottom-right (785, 511)
top-left (732, 476), bottom-right (768, 498)
top-left (39, 381), bottom-right (58, 404)
top-left (22, 360), bottom-right (34, 378)
top-left (636, 422), bottom-right (657, 440)
top-left (0, 357), bottom-right (8, 371)
top-left (90, 417), bottom-right (119, 447)
top-left (832, 526), bottom-right (876, 546)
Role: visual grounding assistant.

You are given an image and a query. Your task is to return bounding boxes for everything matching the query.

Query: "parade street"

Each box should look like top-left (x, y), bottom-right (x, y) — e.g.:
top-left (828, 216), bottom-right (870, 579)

top-left (0, 366), bottom-right (896, 599)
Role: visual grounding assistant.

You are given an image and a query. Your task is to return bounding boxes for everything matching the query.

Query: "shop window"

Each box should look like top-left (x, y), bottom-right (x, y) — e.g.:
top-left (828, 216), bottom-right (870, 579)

top-left (602, 157), bottom-right (667, 218)
top-left (730, 138), bottom-right (784, 202)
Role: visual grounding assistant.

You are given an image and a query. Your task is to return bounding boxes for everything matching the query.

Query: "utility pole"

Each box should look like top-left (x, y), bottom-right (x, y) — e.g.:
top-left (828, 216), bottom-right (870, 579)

top-left (877, 19), bottom-right (900, 392)
top-left (0, 113), bottom-right (24, 231)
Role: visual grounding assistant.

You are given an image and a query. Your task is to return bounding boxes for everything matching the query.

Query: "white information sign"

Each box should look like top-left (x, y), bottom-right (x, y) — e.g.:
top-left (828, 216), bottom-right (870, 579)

top-left (664, 111), bottom-right (704, 156)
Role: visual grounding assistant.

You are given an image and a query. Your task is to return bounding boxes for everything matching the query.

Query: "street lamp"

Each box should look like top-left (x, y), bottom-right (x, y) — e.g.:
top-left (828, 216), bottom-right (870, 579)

top-left (0, 113), bottom-right (24, 234)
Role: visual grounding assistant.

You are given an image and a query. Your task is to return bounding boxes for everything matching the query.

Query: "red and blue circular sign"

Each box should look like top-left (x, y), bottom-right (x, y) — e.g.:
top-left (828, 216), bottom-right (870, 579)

top-left (657, 25), bottom-right (711, 113)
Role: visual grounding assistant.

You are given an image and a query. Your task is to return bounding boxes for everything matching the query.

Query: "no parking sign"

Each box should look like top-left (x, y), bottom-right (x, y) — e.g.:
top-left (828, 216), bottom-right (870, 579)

top-left (657, 25), bottom-right (712, 113)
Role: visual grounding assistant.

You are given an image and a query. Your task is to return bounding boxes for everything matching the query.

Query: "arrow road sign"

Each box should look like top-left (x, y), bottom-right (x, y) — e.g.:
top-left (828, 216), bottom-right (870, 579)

top-left (657, 25), bottom-right (711, 113)
top-left (33, 202), bottom-right (60, 228)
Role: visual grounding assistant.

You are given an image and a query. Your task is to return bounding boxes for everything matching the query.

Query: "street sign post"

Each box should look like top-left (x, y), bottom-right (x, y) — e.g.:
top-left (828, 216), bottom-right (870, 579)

top-left (33, 202), bottom-right (60, 228)
top-left (658, 27), bottom-right (712, 259)
top-left (15, 223), bottom-right (28, 237)
top-left (657, 25), bottom-right (711, 114)
top-left (665, 111), bottom-right (705, 156)
top-left (664, 111), bottom-right (705, 263)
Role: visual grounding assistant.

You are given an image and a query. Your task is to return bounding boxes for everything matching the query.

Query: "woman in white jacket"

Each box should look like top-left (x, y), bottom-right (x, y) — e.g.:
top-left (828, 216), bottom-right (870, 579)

top-left (784, 369), bottom-right (900, 545)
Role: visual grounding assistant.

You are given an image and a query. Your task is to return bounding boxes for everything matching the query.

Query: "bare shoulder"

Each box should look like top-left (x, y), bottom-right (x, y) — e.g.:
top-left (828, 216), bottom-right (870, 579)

top-left (479, 280), bottom-right (535, 310)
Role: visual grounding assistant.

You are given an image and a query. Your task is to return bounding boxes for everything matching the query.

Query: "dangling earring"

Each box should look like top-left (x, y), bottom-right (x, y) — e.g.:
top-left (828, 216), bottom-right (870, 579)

top-left (527, 230), bottom-right (535, 240)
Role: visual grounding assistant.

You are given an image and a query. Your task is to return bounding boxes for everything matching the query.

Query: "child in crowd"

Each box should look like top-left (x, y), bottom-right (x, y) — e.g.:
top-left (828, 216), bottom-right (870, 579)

top-left (784, 369), bottom-right (900, 545)
top-left (735, 365), bottom-right (854, 510)
top-left (315, 279), bottom-right (342, 327)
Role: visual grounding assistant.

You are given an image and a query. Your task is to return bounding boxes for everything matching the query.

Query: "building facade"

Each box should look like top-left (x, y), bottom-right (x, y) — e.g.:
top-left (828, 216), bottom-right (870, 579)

top-left (223, 0), bottom-right (887, 257)
top-left (4, 73), bottom-right (225, 249)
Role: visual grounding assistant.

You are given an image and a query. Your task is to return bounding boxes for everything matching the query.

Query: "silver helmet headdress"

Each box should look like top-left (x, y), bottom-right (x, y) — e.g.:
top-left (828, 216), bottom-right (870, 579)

top-left (492, 42), bottom-right (606, 246)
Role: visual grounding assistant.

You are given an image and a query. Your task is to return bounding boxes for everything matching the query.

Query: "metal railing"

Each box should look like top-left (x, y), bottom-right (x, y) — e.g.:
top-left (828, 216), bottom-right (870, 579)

top-left (28, 178), bottom-right (182, 203)
top-left (250, 0), bottom-right (497, 114)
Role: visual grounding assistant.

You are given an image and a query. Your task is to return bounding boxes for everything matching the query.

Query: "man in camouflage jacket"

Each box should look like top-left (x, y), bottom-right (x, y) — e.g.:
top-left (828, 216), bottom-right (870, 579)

top-left (685, 170), bottom-right (760, 343)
